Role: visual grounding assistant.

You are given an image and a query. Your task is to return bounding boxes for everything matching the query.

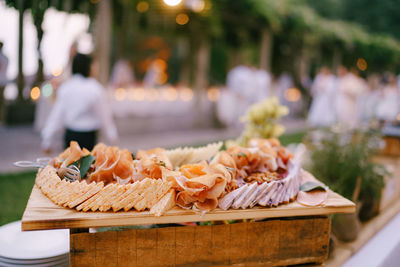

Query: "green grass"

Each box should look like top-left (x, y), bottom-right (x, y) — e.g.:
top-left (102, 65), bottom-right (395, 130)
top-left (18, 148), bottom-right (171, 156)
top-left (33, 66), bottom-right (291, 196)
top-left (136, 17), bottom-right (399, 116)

top-left (0, 171), bottom-right (36, 226)
top-left (0, 131), bottom-right (305, 227)
top-left (279, 131), bottom-right (305, 146)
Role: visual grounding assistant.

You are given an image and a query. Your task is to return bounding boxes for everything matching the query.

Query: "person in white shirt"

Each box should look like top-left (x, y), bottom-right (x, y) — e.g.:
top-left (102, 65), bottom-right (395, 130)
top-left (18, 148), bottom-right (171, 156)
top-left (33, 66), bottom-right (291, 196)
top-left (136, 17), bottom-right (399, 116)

top-left (0, 42), bottom-right (9, 124)
top-left (41, 53), bottom-right (118, 151)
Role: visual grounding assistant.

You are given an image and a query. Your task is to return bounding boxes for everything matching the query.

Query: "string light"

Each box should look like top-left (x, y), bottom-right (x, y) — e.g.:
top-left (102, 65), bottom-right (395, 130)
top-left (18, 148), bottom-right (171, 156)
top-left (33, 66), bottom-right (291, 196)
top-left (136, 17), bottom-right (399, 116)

top-left (357, 58), bottom-right (367, 71)
top-left (207, 87), bottom-right (220, 102)
top-left (284, 88), bottom-right (301, 102)
top-left (163, 0), bottom-right (182, 6)
top-left (176, 13), bottom-right (189, 25)
top-left (30, 87), bottom-right (40, 101)
top-left (136, 1), bottom-right (149, 13)
top-left (41, 83), bottom-right (53, 98)
top-left (180, 88), bottom-right (193, 102)
top-left (115, 88), bottom-right (127, 101)
top-left (52, 66), bottom-right (63, 77)
top-left (132, 88), bottom-right (145, 101)
top-left (146, 89), bottom-right (160, 101)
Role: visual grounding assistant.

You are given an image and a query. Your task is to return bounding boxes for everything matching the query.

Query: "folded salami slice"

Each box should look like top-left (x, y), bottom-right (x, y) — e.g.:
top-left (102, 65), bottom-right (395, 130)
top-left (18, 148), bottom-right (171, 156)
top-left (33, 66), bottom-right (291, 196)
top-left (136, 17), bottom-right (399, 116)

top-left (218, 184), bottom-right (249, 210)
top-left (232, 183), bottom-right (258, 209)
top-left (258, 181), bottom-right (278, 206)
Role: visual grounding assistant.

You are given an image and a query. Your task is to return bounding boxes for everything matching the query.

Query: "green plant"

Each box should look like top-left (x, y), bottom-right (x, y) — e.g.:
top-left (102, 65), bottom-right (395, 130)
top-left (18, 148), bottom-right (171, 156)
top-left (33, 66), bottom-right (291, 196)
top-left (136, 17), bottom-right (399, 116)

top-left (306, 128), bottom-right (386, 202)
top-left (228, 97), bottom-right (289, 147)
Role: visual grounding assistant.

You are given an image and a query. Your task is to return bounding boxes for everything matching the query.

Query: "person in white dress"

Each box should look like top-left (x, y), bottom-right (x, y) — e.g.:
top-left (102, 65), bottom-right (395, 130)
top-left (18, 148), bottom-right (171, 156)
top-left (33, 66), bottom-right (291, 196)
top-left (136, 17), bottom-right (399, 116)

top-left (41, 53), bottom-right (118, 152)
top-left (308, 67), bottom-right (336, 127)
top-left (110, 59), bottom-right (134, 89)
top-left (335, 67), bottom-right (367, 129)
top-left (252, 68), bottom-right (271, 101)
top-left (376, 74), bottom-right (399, 122)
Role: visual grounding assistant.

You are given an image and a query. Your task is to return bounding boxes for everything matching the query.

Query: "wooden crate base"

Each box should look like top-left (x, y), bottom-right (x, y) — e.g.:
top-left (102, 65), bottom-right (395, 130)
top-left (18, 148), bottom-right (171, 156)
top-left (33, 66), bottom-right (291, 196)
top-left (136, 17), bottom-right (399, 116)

top-left (70, 216), bottom-right (330, 267)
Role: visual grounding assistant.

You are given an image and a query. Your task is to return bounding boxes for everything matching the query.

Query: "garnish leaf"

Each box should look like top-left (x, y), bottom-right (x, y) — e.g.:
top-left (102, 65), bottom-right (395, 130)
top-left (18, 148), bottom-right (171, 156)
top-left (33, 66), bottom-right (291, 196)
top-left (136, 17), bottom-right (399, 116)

top-left (299, 181), bottom-right (327, 192)
top-left (159, 161), bottom-right (166, 167)
top-left (72, 155), bottom-right (95, 178)
top-left (238, 152), bottom-right (247, 158)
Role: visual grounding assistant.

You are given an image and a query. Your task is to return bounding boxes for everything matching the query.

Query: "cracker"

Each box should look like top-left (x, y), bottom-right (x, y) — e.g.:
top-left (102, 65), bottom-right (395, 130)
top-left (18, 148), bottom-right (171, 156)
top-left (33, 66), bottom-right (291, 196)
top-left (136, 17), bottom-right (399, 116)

top-left (150, 189), bottom-right (176, 216)
top-left (70, 182), bottom-right (103, 209)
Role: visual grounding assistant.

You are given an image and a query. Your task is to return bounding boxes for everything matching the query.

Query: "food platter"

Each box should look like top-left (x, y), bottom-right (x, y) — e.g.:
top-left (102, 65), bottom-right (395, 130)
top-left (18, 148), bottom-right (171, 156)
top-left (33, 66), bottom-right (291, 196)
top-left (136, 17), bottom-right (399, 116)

top-left (21, 138), bottom-right (355, 231)
top-left (21, 177), bottom-right (354, 231)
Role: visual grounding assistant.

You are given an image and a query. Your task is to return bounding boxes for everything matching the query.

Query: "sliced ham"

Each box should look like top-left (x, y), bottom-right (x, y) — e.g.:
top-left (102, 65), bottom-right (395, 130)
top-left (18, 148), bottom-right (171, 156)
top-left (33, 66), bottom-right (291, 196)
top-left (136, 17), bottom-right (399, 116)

top-left (297, 190), bottom-right (328, 206)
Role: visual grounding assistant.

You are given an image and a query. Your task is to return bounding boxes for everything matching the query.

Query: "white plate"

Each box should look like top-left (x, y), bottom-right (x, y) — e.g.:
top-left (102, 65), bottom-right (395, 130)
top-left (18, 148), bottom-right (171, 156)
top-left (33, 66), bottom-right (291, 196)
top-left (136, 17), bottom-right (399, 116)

top-left (0, 254), bottom-right (68, 264)
top-left (0, 221), bottom-right (69, 260)
top-left (0, 258), bottom-right (69, 267)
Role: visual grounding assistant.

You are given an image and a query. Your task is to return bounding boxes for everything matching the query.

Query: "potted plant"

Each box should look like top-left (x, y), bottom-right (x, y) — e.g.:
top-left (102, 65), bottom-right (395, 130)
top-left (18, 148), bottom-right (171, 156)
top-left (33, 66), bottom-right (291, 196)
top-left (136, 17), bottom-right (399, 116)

top-left (305, 127), bottom-right (385, 241)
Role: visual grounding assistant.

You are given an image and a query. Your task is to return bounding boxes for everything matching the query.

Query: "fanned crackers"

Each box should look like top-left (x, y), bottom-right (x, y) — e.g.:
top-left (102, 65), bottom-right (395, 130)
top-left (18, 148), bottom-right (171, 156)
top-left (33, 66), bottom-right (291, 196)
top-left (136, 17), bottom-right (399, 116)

top-left (36, 166), bottom-right (176, 213)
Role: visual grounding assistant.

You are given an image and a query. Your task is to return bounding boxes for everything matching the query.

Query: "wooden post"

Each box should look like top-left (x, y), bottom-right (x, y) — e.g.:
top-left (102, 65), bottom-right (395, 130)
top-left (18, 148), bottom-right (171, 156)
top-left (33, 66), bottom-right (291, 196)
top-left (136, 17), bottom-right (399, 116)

top-left (259, 27), bottom-right (273, 72)
top-left (178, 37), bottom-right (190, 87)
top-left (93, 0), bottom-right (112, 86)
top-left (17, 0), bottom-right (25, 101)
top-left (332, 45), bottom-right (342, 72)
top-left (193, 37), bottom-right (210, 126)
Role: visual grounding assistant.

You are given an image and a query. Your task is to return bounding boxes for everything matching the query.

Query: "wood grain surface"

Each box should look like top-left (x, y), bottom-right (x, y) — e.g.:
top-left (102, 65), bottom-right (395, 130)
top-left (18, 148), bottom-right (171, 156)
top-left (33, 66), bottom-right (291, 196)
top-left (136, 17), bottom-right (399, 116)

top-left (69, 216), bottom-right (331, 267)
top-left (21, 183), bottom-right (354, 231)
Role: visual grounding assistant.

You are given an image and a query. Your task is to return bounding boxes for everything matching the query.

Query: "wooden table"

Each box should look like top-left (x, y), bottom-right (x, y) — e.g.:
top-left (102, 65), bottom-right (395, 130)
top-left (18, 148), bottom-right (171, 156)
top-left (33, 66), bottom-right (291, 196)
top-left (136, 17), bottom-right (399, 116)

top-left (22, 184), bottom-right (355, 266)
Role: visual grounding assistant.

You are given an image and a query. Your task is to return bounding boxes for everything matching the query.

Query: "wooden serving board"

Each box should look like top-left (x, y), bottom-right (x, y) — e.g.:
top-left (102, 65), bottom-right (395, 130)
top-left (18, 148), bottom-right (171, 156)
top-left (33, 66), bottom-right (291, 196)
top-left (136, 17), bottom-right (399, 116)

top-left (21, 184), bottom-right (355, 231)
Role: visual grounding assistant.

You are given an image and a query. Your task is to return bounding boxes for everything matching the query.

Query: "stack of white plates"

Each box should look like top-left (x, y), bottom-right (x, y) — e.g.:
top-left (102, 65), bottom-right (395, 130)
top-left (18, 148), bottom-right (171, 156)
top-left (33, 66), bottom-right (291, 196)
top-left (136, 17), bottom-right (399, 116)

top-left (0, 221), bottom-right (69, 266)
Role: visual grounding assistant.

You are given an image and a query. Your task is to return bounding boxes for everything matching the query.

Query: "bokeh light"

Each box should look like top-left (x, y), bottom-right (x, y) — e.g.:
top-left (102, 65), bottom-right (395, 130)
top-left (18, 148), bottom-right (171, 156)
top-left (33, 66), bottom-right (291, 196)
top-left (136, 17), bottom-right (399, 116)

top-left (357, 58), bottom-right (367, 71)
top-left (154, 59), bottom-right (167, 71)
top-left (115, 88), bottom-right (127, 101)
top-left (180, 88), bottom-right (193, 102)
top-left (163, 0), bottom-right (182, 6)
top-left (41, 83), bottom-right (53, 98)
top-left (146, 89), bottom-right (160, 101)
top-left (131, 88), bottom-right (145, 101)
top-left (52, 66), bottom-right (63, 77)
top-left (136, 1), bottom-right (149, 13)
top-left (157, 72), bottom-right (168, 85)
top-left (164, 87), bottom-right (178, 101)
top-left (176, 13), bottom-right (189, 25)
top-left (207, 87), bottom-right (220, 102)
top-left (284, 88), bottom-right (301, 102)
top-left (188, 0), bottom-right (205, 12)
top-left (30, 87), bottom-right (41, 101)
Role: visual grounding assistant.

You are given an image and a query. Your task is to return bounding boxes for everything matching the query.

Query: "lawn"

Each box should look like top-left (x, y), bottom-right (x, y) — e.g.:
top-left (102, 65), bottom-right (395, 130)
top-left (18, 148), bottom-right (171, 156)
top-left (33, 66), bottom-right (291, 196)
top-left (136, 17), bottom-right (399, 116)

top-left (0, 131), bottom-right (305, 226)
top-left (0, 171), bottom-right (36, 226)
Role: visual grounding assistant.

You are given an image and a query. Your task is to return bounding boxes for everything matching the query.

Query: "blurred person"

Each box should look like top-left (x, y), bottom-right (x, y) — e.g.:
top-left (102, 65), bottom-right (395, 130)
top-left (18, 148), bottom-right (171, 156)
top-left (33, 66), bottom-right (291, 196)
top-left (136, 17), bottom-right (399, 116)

top-left (360, 74), bottom-right (382, 122)
top-left (376, 74), bottom-right (399, 122)
top-left (35, 43), bottom-right (78, 132)
top-left (41, 53), bottom-right (118, 152)
top-left (0, 41), bottom-right (9, 124)
top-left (110, 59), bottom-right (135, 89)
top-left (276, 72), bottom-right (294, 107)
top-left (220, 65), bottom-right (253, 126)
top-left (252, 68), bottom-right (271, 101)
top-left (335, 67), bottom-right (367, 128)
top-left (308, 67), bottom-right (336, 127)
top-left (143, 58), bottom-right (164, 88)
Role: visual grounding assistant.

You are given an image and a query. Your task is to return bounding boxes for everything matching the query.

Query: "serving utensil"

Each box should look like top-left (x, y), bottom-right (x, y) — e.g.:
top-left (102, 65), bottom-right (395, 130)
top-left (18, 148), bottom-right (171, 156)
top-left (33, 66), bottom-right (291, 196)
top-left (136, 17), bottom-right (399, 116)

top-left (14, 158), bottom-right (81, 181)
